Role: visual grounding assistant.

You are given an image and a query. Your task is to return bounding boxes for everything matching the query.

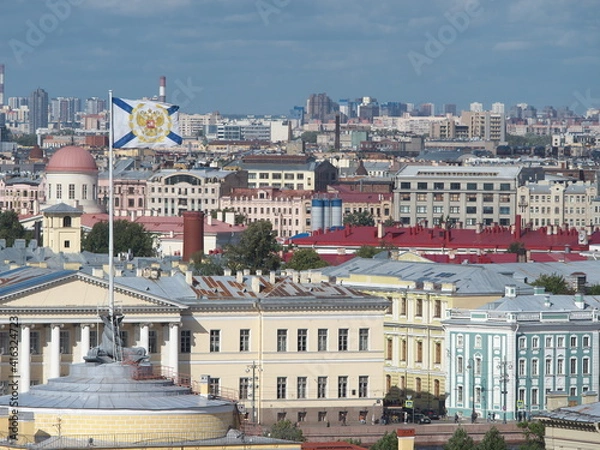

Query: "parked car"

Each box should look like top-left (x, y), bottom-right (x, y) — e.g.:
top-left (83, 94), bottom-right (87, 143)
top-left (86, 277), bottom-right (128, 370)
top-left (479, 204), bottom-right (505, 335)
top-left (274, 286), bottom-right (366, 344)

top-left (410, 413), bottom-right (432, 424)
top-left (423, 408), bottom-right (440, 420)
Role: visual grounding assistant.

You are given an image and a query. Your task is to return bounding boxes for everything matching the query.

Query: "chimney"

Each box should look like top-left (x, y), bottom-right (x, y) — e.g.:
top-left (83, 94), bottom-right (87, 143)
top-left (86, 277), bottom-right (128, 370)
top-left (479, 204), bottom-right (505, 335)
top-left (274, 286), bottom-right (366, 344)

top-left (251, 276), bottom-right (261, 294)
top-left (269, 271), bottom-right (276, 284)
top-left (182, 211), bottom-right (204, 262)
top-left (224, 268), bottom-right (232, 276)
top-left (236, 271), bottom-right (244, 283)
top-left (207, 214), bottom-right (213, 226)
top-left (159, 76), bottom-right (166, 103)
top-left (574, 293), bottom-right (586, 309)
top-left (377, 222), bottom-right (384, 239)
top-left (185, 270), bottom-right (193, 285)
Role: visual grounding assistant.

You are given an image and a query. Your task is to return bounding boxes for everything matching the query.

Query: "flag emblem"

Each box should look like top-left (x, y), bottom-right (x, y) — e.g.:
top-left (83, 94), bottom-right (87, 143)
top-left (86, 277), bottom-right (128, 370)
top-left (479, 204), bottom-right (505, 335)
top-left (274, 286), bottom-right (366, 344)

top-left (112, 97), bottom-right (182, 148)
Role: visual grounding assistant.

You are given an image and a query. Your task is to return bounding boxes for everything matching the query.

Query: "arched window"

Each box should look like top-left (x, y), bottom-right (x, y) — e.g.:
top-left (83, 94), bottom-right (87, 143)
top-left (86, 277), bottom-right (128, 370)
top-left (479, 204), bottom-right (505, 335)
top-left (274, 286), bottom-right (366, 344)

top-left (63, 216), bottom-right (72, 227)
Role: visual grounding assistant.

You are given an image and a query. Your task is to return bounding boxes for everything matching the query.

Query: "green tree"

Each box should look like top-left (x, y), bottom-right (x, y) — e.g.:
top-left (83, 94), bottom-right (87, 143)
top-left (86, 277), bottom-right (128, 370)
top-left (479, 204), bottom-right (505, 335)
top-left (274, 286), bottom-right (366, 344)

top-left (225, 220), bottom-right (281, 272)
top-left (370, 431), bottom-right (397, 450)
top-left (530, 273), bottom-right (575, 295)
top-left (444, 427), bottom-right (475, 450)
top-left (191, 253), bottom-right (225, 276)
top-left (355, 245), bottom-right (385, 258)
top-left (507, 241), bottom-right (526, 255)
top-left (585, 284), bottom-right (600, 295)
top-left (266, 420), bottom-right (305, 442)
top-left (340, 438), bottom-right (362, 446)
top-left (518, 421), bottom-right (545, 450)
top-left (343, 210), bottom-right (375, 227)
top-left (82, 220), bottom-right (155, 257)
top-left (0, 210), bottom-right (26, 247)
top-left (300, 131), bottom-right (318, 144)
top-left (476, 426), bottom-right (507, 450)
top-left (15, 134), bottom-right (37, 147)
top-left (285, 248), bottom-right (328, 271)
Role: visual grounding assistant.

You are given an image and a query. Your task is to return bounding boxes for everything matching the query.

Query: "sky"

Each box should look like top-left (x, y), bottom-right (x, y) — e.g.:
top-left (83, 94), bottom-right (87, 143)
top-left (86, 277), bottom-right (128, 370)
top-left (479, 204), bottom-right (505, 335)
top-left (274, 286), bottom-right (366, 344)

top-left (1, 0), bottom-right (599, 115)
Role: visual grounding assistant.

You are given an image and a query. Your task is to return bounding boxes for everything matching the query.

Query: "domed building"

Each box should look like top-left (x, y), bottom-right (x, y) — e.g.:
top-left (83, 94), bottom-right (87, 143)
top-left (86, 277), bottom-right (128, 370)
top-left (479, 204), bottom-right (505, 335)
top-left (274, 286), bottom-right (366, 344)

top-left (45, 146), bottom-right (102, 214)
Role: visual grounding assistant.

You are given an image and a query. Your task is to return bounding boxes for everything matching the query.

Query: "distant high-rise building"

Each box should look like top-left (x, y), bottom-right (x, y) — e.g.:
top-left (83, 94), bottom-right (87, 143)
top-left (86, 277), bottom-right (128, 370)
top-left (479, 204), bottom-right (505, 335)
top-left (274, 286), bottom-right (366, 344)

top-left (419, 103), bottom-right (435, 116)
top-left (85, 97), bottom-right (106, 115)
top-left (8, 96), bottom-right (27, 109)
top-left (443, 103), bottom-right (457, 116)
top-left (0, 64), bottom-right (5, 106)
top-left (29, 88), bottom-right (49, 133)
top-left (380, 102), bottom-right (407, 117)
top-left (305, 93), bottom-right (338, 121)
top-left (491, 102), bottom-right (505, 115)
top-left (51, 97), bottom-right (81, 124)
top-left (470, 102), bottom-right (483, 113)
top-left (290, 106), bottom-right (305, 122)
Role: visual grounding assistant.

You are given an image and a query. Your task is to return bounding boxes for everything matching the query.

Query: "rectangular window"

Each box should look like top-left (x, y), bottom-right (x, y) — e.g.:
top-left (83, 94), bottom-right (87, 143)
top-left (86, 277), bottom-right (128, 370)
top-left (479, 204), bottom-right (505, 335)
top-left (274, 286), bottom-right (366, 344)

top-left (531, 388), bottom-right (539, 406)
top-left (338, 376), bottom-right (348, 398)
top-left (401, 298), bottom-right (407, 315)
top-left (56, 184), bottom-right (62, 199)
top-left (317, 377), bottom-right (327, 398)
top-left (557, 359), bottom-right (564, 375)
top-left (434, 342), bottom-right (442, 364)
top-left (297, 329), bottom-right (307, 352)
top-left (59, 330), bottom-right (71, 354)
top-left (30, 331), bottom-right (40, 354)
top-left (557, 336), bottom-right (565, 347)
top-left (338, 329), bottom-right (348, 351)
top-left (400, 182), bottom-right (411, 189)
top-left (570, 358), bottom-right (577, 374)
top-left (82, 184), bottom-right (88, 200)
top-left (416, 341), bottom-right (423, 363)
top-left (466, 206), bottom-right (477, 214)
top-left (434, 300), bottom-right (442, 318)
top-left (450, 182), bottom-right (460, 190)
top-left (483, 183), bottom-right (494, 191)
top-left (449, 193), bottom-right (460, 201)
top-left (386, 339), bottom-right (393, 360)
top-left (466, 183), bottom-right (477, 190)
top-left (359, 376), bottom-right (368, 398)
top-left (416, 299), bottom-right (423, 317)
top-left (239, 377), bottom-right (249, 400)
top-left (148, 330), bottom-right (157, 354)
top-left (277, 329), bottom-right (288, 352)
top-left (583, 335), bottom-right (590, 347)
top-left (434, 182), bottom-right (444, 190)
top-left (180, 330), bottom-right (191, 353)
top-left (240, 329), bottom-right (250, 352)
top-left (68, 184), bottom-right (75, 200)
top-left (583, 358), bottom-right (590, 374)
top-left (532, 359), bottom-right (539, 376)
top-left (209, 377), bottom-right (220, 396)
top-left (570, 336), bottom-right (577, 347)
top-left (500, 183), bottom-right (511, 191)
top-left (277, 377), bottom-right (287, 399)
top-left (359, 328), bottom-right (369, 351)
top-left (499, 206), bottom-right (510, 215)
top-left (417, 182), bottom-right (427, 190)
top-left (210, 330), bottom-right (220, 352)
top-left (297, 377), bottom-right (307, 399)
top-left (318, 329), bottom-right (327, 351)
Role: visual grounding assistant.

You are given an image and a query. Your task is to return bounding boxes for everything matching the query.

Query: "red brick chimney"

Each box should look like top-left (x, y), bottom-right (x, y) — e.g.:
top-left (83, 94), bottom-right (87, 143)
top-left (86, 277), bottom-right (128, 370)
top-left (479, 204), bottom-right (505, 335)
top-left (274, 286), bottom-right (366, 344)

top-left (183, 211), bottom-right (205, 262)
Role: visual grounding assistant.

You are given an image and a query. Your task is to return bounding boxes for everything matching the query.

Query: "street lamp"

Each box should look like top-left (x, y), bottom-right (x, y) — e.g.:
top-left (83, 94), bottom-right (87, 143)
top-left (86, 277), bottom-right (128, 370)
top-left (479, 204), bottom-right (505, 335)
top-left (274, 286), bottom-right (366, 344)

top-left (245, 361), bottom-right (261, 424)
top-left (467, 358), bottom-right (476, 423)
top-left (497, 360), bottom-right (512, 424)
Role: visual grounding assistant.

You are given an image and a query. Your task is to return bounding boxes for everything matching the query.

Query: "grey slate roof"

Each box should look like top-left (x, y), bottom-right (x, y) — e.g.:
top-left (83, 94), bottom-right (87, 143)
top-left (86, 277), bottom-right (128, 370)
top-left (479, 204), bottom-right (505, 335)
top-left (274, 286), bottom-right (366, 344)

top-left (42, 202), bottom-right (83, 214)
top-left (481, 260), bottom-right (600, 285)
top-left (320, 258), bottom-right (534, 296)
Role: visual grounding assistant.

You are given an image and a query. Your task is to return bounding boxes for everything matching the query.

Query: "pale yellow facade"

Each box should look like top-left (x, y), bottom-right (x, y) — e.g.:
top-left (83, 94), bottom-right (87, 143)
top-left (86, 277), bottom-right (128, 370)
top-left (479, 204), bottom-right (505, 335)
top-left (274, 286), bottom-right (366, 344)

top-left (0, 267), bottom-right (387, 427)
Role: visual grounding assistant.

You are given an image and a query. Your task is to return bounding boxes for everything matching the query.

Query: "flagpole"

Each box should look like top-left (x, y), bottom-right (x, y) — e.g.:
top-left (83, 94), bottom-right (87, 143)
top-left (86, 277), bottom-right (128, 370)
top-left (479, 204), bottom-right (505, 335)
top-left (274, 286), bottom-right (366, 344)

top-left (108, 89), bottom-right (120, 362)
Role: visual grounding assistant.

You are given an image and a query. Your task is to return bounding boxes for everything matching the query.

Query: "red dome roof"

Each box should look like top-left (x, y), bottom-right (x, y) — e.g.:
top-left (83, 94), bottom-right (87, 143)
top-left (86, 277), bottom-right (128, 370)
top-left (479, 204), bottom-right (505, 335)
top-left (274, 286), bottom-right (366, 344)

top-left (46, 146), bottom-right (98, 173)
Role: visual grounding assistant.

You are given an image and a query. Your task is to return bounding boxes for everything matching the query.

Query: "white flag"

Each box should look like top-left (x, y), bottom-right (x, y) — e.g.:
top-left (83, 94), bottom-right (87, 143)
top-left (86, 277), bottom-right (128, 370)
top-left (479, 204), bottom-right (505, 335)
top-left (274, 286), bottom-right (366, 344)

top-left (112, 97), bottom-right (183, 148)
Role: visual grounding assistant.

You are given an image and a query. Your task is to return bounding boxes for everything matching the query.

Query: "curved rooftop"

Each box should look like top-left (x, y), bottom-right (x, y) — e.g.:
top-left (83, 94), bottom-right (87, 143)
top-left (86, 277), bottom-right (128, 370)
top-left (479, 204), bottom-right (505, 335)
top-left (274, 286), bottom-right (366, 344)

top-left (46, 146), bottom-right (98, 174)
top-left (0, 363), bottom-right (233, 412)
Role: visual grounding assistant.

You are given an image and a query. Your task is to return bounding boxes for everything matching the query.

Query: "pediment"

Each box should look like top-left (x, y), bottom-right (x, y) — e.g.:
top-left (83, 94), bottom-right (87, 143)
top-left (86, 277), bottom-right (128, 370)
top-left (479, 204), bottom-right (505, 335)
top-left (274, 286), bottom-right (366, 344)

top-left (0, 275), bottom-right (185, 311)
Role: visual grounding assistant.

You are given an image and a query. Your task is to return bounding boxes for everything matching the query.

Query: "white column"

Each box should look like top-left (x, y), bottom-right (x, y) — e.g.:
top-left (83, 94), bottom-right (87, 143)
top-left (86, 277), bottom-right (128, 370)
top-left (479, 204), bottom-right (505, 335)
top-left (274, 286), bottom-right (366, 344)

top-left (49, 324), bottom-right (61, 379)
top-left (80, 324), bottom-right (90, 362)
top-left (139, 323), bottom-right (150, 353)
top-left (18, 325), bottom-right (31, 393)
top-left (168, 323), bottom-right (179, 375)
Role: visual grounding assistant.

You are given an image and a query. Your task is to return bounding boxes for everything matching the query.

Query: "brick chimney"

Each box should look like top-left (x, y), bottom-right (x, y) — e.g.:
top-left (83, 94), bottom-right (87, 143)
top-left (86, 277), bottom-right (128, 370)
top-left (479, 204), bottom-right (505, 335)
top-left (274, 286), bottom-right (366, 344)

top-left (182, 211), bottom-right (205, 262)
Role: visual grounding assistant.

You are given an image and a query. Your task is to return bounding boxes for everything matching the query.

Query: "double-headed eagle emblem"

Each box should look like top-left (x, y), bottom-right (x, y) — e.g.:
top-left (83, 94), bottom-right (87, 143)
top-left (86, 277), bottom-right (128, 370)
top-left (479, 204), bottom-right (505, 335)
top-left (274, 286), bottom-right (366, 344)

top-left (128, 103), bottom-right (172, 144)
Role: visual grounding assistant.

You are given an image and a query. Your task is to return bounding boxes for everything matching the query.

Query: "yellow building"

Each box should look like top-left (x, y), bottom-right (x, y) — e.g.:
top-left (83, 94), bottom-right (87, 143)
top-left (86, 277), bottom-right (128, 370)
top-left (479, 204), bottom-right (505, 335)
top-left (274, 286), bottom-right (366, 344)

top-left (320, 258), bottom-right (533, 412)
top-left (0, 264), bottom-right (387, 427)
